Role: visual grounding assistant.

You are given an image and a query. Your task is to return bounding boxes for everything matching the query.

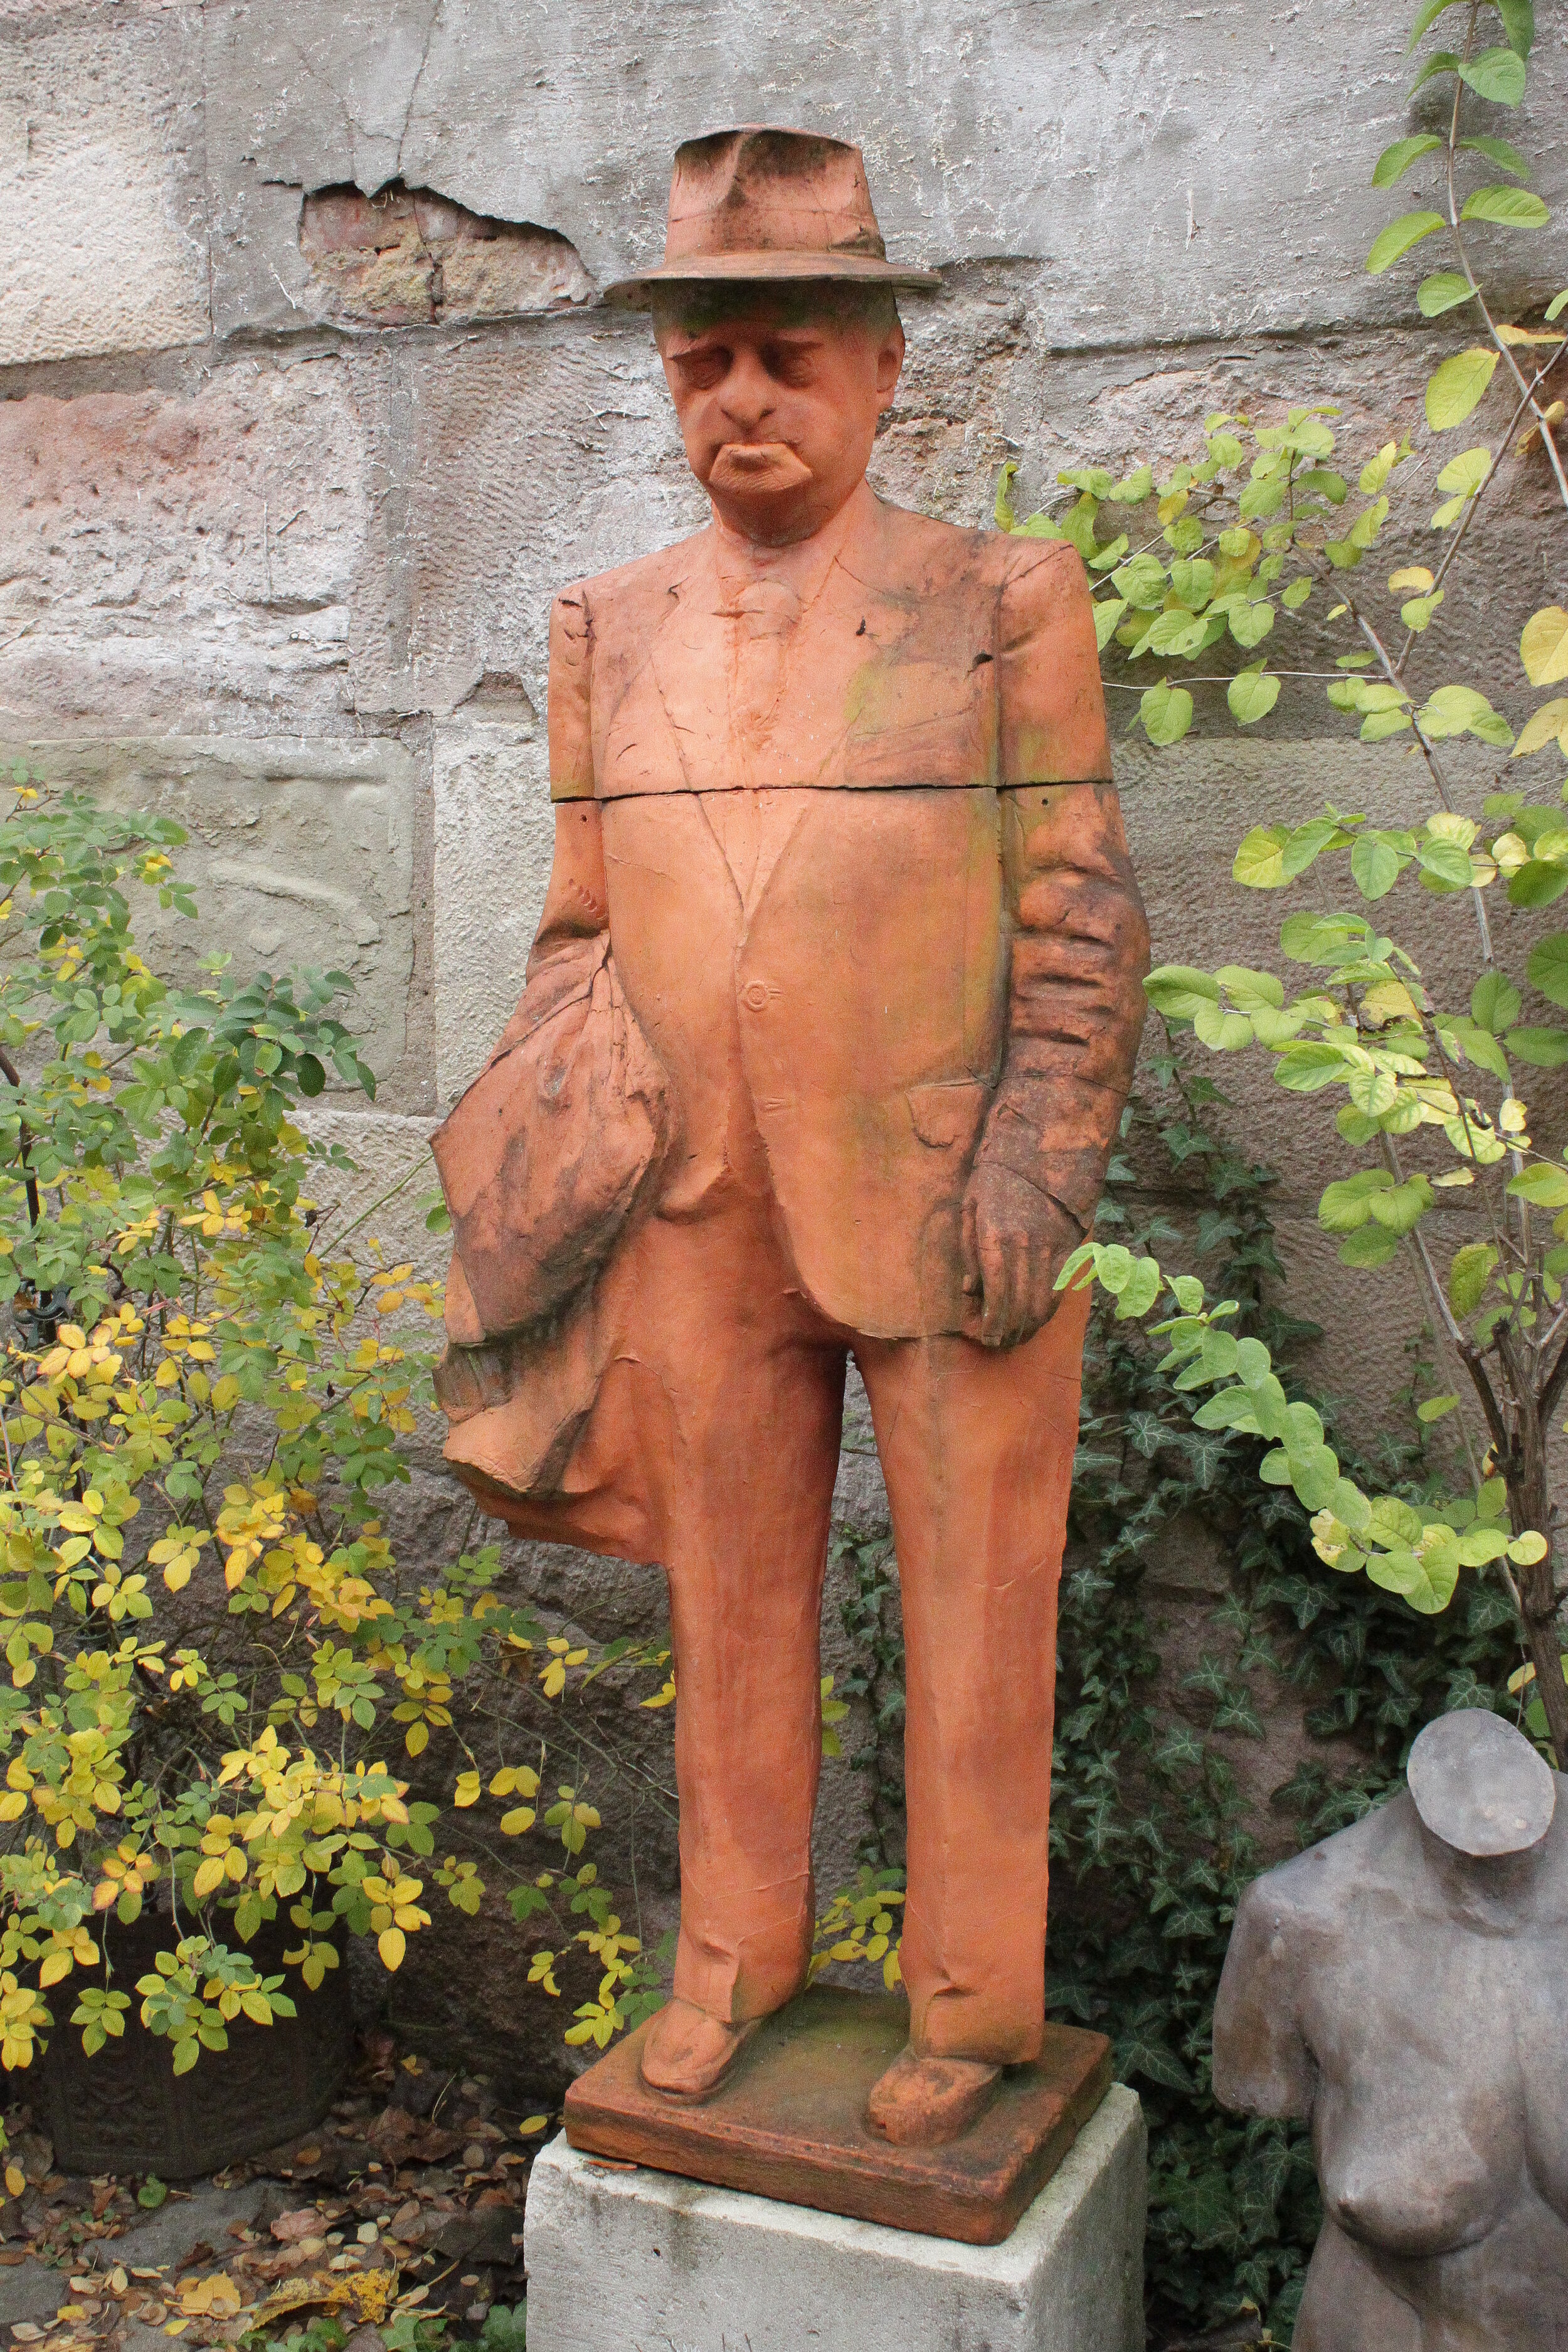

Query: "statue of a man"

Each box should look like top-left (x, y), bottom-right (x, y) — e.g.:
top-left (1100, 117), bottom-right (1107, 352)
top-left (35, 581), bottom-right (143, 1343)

top-left (433, 127), bottom-right (1149, 2148)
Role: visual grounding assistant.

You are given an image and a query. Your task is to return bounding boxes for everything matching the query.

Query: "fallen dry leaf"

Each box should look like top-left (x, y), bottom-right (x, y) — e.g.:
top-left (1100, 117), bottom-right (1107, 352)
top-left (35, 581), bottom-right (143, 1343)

top-left (178, 2272), bottom-right (243, 2318)
top-left (252, 2267), bottom-right (398, 2331)
top-left (271, 2210), bottom-right (326, 2245)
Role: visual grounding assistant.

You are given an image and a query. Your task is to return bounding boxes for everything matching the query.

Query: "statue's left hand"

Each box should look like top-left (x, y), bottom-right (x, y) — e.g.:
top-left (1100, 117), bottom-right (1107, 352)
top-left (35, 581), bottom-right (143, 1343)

top-left (960, 1160), bottom-right (1083, 1348)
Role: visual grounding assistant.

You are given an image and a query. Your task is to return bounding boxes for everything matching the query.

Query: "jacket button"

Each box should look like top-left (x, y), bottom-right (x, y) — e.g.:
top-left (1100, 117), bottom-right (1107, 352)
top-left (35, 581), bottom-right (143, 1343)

top-left (741, 982), bottom-right (770, 1011)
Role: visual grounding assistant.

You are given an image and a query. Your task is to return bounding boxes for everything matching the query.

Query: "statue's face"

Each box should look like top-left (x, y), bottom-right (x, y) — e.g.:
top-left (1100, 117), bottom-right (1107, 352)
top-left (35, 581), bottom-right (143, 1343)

top-left (655, 289), bottom-right (905, 546)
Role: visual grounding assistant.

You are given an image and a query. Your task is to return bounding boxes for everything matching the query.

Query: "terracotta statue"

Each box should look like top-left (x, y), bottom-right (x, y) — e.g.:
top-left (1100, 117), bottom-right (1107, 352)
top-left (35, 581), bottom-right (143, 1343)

top-left (432, 126), bottom-right (1150, 2148)
top-left (1214, 1709), bottom-right (1568, 2349)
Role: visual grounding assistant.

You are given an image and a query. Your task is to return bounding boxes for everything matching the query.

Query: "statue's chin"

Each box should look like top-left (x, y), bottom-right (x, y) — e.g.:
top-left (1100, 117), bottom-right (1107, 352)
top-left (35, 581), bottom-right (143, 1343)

top-left (708, 441), bottom-right (813, 495)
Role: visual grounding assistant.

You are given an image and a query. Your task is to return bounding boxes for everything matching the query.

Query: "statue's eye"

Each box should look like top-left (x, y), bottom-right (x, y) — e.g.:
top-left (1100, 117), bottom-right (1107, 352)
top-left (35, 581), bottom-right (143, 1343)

top-left (675, 350), bottom-right (729, 392)
top-left (766, 346), bottom-right (818, 389)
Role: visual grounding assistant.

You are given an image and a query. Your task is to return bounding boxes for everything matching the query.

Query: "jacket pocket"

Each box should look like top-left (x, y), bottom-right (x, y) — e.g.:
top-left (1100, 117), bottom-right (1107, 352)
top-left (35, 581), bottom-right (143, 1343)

top-left (907, 1078), bottom-right (990, 1150)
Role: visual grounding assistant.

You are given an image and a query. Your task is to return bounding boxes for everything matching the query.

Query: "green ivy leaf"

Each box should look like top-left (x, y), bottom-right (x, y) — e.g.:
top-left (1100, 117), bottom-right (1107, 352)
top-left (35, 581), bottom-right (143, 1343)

top-left (1145, 965), bottom-right (1221, 1020)
top-left (1426, 349), bottom-right (1501, 430)
top-left (1367, 1546), bottom-right (1458, 1613)
top-left (1351, 834), bottom-right (1402, 899)
top-left (1525, 933), bottom-right (1568, 1007)
top-left (1106, 463), bottom-right (1154, 505)
top-left (1411, 50), bottom-right (1462, 96)
top-left (1194, 1002), bottom-right (1254, 1051)
top-left (1496, 0), bottom-right (1534, 58)
top-left (1418, 684), bottom-right (1512, 746)
top-left (1507, 1026), bottom-right (1568, 1066)
top-left (1367, 1174), bottom-right (1433, 1233)
top-left (1458, 134), bottom-right (1531, 178)
top-left (1092, 596), bottom-right (1128, 652)
top-left (1340, 1222), bottom-right (1402, 1268)
top-left (1228, 600), bottom-right (1276, 650)
top-left (1417, 270), bottom-right (1478, 317)
top-left (1318, 1169), bottom-right (1394, 1232)
top-left (1274, 1042), bottom-right (1353, 1092)
top-left (1372, 135), bottom-right (1444, 188)
top-left (1508, 861), bottom-right (1568, 908)
top-left (1461, 184), bottom-right (1550, 228)
top-left (1508, 1160), bottom-right (1568, 1205)
top-left (1406, 0), bottom-right (1463, 49)
top-left (1140, 682), bottom-right (1194, 747)
top-left (1366, 211), bottom-right (1446, 273)
top-left (1459, 46), bottom-right (1528, 104)
top-left (993, 460), bottom-right (1019, 531)
top-left (1448, 1241), bottom-right (1498, 1316)
top-left (1217, 965), bottom-right (1285, 1015)
top-left (1227, 669), bottom-right (1281, 726)
top-left (1232, 827), bottom-right (1290, 888)
top-left (1471, 970), bottom-right (1522, 1032)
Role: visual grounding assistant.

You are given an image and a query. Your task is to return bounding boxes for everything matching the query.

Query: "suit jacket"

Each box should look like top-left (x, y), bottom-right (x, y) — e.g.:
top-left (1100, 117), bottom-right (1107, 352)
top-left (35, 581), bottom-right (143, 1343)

top-left (532, 484), bottom-right (1148, 1339)
top-left (437, 486), bottom-right (1149, 1521)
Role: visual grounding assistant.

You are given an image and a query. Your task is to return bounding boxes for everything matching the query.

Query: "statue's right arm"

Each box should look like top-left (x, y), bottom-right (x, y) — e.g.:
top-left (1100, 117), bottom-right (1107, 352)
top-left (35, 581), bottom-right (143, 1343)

top-left (526, 586), bottom-right (608, 983)
top-left (526, 800), bottom-right (608, 979)
top-left (1211, 1876), bottom-right (1318, 2120)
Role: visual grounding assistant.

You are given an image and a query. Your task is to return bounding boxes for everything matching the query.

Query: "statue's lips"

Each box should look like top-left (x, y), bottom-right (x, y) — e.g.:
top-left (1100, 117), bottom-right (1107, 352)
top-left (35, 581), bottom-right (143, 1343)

top-left (709, 440), bottom-right (813, 493)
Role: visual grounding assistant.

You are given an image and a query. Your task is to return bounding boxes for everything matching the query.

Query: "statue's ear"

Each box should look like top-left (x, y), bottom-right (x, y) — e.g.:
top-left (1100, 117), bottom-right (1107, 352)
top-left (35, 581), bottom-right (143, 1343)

top-left (1211, 1877), bottom-right (1318, 2120)
top-left (876, 317), bottom-right (906, 410)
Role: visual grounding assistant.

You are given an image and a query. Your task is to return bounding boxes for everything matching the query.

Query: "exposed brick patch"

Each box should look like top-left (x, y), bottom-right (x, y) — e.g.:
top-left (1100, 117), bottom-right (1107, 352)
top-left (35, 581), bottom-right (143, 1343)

top-left (299, 182), bottom-right (594, 327)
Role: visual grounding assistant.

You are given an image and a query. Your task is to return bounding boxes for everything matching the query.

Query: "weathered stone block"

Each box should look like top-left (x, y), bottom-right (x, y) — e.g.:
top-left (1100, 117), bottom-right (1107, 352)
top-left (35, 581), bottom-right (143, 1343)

top-left (0, 361), bottom-right (373, 730)
top-left (353, 326), bottom-right (702, 720)
top-left (432, 707), bottom-right (555, 1103)
top-left (522, 2087), bottom-right (1147, 2352)
top-left (202, 1), bottom-right (1566, 349)
top-left (1, 736), bottom-right (418, 1095)
top-left (0, 9), bottom-right (208, 366)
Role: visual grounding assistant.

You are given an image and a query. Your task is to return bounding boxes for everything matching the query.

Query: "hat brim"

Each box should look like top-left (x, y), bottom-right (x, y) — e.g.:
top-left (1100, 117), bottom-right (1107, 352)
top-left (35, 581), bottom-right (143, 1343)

top-left (604, 249), bottom-right (941, 309)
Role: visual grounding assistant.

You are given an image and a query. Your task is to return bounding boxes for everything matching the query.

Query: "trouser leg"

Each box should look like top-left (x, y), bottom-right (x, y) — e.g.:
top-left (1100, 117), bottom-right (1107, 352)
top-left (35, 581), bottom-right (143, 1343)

top-left (855, 1281), bottom-right (1089, 2064)
top-left (603, 1204), bottom-right (847, 2025)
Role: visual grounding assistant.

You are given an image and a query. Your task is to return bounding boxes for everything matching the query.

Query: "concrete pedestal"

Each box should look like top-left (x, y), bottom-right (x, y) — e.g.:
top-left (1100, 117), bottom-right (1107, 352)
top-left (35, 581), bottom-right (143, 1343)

top-left (522, 2081), bottom-right (1146, 2352)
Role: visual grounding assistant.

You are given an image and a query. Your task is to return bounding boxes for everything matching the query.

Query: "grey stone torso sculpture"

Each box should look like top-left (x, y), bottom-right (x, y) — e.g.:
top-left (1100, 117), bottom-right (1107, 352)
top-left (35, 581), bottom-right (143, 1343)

top-left (1213, 1710), bottom-right (1568, 2351)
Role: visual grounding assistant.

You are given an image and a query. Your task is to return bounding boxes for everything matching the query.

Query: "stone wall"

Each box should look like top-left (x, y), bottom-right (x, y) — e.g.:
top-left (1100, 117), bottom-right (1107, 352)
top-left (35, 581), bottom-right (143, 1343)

top-left (3, 0), bottom-right (1565, 2087)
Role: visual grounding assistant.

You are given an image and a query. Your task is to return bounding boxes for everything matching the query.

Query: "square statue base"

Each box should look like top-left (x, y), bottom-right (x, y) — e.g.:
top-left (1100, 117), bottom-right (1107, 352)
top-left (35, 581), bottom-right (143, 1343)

top-left (524, 2084), bottom-right (1146, 2352)
top-left (563, 1985), bottom-right (1113, 2243)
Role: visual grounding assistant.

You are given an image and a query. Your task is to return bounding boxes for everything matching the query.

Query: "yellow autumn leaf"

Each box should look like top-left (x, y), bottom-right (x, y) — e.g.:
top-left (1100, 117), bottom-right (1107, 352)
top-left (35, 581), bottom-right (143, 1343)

top-left (4, 2164), bottom-right (23, 2198)
top-left (453, 1771), bottom-right (480, 1807)
top-left (193, 1855), bottom-right (226, 1899)
top-left (1387, 565), bottom-right (1434, 593)
top-left (1522, 606), bottom-right (1568, 688)
top-left (499, 1806), bottom-right (536, 1836)
top-left (179, 2275), bottom-right (241, 2318)
top-left (1512, 697), bottom-right (1568, 759)
top-left (377, 1926), bottom-right (406, 1971)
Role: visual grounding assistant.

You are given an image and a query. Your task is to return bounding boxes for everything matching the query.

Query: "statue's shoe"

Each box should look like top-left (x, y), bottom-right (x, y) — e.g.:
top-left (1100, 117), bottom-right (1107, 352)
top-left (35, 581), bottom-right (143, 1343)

top-left (866, 2047), bottom-right (1001, 2146)
top-left (638, 1997), bottom-right (761, 2101)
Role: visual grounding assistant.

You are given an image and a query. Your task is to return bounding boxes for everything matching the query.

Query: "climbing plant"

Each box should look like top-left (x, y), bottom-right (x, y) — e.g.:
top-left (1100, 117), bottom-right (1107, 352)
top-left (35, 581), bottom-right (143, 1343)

top-left (997, 0), bottom-right (1568, 1766)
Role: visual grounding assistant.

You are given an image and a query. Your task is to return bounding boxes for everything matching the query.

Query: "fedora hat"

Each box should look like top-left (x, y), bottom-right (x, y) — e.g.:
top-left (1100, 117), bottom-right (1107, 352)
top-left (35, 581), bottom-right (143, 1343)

top-left (605, 126), bottom-right (940, 307)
